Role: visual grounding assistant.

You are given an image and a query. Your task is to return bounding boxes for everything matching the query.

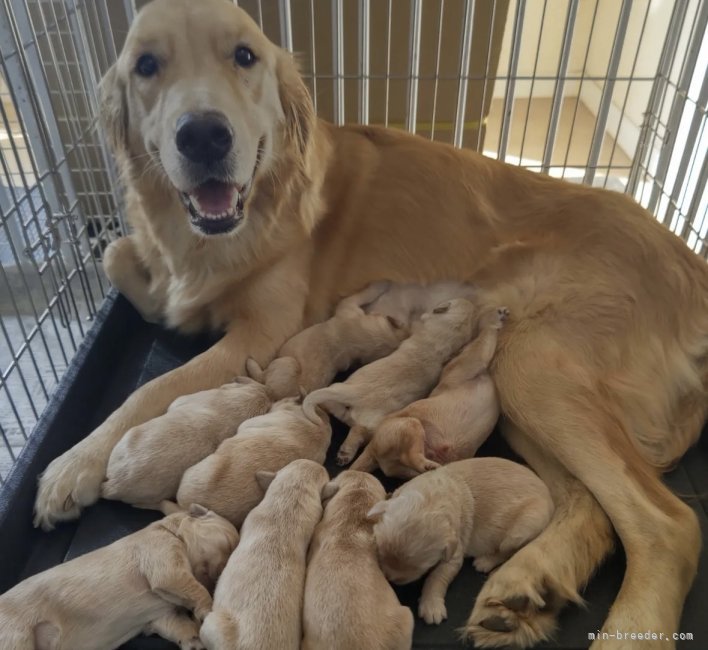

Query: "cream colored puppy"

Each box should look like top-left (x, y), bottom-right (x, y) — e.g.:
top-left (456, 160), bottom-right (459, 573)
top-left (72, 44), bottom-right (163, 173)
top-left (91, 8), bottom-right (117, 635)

top-left (352, 307), bottom-right (508, 478)
top-left (173, 397), bottom-right (331, 525)
top-left (303, 298), bottom-right (478, 464)
top-left (101, 377), bottom-right (272, 506)
top-left (365, 280), bottom-right (477, 327)
top-left (246, 282), bottom-right (408, 399)
top-left (0, 506), bottom-right (238, 650)
top-left (302, 470), bottom-right (414, 650)
top-left (200, 459), bottom-right (335, 650)
top-left (369, 458), bottom-right (554, 625)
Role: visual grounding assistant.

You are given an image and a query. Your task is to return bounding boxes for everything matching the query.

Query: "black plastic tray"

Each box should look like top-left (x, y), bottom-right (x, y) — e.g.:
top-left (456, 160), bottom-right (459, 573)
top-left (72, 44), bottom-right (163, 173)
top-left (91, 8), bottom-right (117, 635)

top-left (1, 291), bottom-right (706, 649)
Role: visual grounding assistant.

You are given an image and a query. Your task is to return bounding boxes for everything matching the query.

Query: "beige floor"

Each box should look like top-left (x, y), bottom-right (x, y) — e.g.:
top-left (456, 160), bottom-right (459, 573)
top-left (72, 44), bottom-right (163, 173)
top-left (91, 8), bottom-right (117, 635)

top-left (484, 96), bottom-right (631, 174)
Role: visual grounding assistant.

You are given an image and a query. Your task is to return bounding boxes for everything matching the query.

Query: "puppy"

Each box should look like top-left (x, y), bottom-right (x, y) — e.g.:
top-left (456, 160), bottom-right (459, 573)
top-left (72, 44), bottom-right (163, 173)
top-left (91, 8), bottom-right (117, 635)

top-left (352, 307), bottom-right (508, 478)
top-left (365, 280), bottom-right (477, 327)
top-left (101, 377), bottom-right (272, 506)
top-left (200, 459), bottom-right (336, 650)
top-left (303, 298), bottom-right (478, 464)
top-left (302, 470), bottom-right (414, 650)
top-left (246, 282), bottom-right (408, 400)
top-left (172, 397), bottom-right (331, 525)
top-left (369, 458), bottom-right (554, 625)
top-left (0, 506), bottom-right (238, 650)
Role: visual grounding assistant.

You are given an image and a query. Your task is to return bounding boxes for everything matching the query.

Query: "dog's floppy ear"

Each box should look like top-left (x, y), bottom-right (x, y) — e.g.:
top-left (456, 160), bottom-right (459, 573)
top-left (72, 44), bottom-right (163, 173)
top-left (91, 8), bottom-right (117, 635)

top-left (321, 481), bottom-right (339, 501)
top-left (276, 51), bottom-right (315, 160)
top-left (188, 503), bottom-right (209, 518)
top-left (256, 470), bottom-right (277, 491)
top-left (386, 315), bottom-right (406, 330)
top-left (34, 621), bottom-right (61, 650)
top-left (432, 301), bottom-right (452, 314)
top-left (443, 523), bottom-right (460, 562)
top-left (366, 500), bottom-right (389, 522)
top-left (245, 357), bottom-right (265, 382)
top-left (99, 63), bottom-right (129, 155)
top-left (420, 419), bottom-right (451, 463)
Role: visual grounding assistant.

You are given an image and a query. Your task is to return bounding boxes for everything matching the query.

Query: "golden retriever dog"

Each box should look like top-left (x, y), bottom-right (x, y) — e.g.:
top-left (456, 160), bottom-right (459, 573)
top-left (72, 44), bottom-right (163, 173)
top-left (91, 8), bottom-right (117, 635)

top-left (352, 307), bottom-right (507, 478)
top-left (32, 0), bottom-right (708, 648)
top-left (245, 281), bottom-right (408, 400)
top-left (101, 376), bottom-right (272, 506)
top-left (368, 458), bottom-right (554, 628)
top-left (302, 470), bottom-right (414, 650)
top-left (0, 505), bottom-right (238, 650)
top-left (200, 459), bottom-right (336, 650)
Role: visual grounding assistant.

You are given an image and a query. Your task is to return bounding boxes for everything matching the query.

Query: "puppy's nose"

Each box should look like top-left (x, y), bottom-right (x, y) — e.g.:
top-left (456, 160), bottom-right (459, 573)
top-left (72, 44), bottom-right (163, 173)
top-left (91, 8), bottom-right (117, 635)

top-left (175, 111), bottom-right (233, 164)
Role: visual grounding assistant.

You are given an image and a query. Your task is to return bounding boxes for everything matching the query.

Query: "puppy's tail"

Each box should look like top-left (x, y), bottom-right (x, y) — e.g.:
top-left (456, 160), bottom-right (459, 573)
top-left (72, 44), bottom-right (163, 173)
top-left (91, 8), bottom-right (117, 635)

top-left (200, 610), bottom-right (238, 650)
top-left (302, 386), bottom-right (349, 424)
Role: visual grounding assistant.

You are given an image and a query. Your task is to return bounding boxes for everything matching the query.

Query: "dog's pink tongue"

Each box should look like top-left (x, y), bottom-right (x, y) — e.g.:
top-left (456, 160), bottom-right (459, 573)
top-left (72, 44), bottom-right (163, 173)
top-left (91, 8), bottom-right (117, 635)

top-left (193, 180), bottom-right (234, 214)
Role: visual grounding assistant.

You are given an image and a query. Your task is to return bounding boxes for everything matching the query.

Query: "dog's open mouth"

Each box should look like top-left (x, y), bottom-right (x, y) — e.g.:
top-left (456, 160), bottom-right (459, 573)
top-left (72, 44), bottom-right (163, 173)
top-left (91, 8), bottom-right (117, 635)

top-left (180, 180), bottom-right (246, 236)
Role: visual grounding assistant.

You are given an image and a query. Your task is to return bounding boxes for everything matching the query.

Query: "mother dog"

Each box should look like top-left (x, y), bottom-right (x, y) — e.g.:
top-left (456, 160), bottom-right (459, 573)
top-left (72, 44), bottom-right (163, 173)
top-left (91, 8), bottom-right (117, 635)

top-left (33, 1), bottom-right (707, 648)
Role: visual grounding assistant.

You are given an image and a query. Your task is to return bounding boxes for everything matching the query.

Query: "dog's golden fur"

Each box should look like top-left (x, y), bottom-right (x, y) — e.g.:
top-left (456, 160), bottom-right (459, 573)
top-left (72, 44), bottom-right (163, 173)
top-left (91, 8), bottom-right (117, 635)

top-left (32, 0), bottom-right (708, 648)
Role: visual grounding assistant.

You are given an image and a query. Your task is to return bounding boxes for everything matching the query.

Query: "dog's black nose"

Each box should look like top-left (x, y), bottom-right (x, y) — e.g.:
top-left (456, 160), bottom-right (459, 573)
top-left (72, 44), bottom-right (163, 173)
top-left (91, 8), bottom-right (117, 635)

top-left (175, 111), bottom-right (233, 164)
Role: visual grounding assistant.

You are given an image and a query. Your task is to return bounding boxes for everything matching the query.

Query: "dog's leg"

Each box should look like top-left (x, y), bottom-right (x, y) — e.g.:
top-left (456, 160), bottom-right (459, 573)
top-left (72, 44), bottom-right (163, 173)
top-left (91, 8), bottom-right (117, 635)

top-left (144, 610), bottom-right (203, 650)
top-left (464, 421), bottom-right (615, 648)
top-left (34, 273), bottom-right (306, 529)
top-left (147, 563), bottom-right (214, 622)
top-left (418, 546), bottom-right (465, 624)
top-left (337, 424), bottom-right (371, 465)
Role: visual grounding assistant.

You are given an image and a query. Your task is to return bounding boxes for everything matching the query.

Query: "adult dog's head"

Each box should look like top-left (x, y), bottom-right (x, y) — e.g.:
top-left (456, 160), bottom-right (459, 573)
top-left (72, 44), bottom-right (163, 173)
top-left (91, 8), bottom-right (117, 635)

top-left (100, 0), bottom-right (314, 237)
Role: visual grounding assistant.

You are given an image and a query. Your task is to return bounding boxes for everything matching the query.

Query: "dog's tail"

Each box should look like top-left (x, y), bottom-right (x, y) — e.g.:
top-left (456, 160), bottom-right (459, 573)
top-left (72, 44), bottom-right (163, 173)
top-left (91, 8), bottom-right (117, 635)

top-left (302, 386), bottom-right (350, 424)
top-left (200, 610), bottom-right (238, 650)
top-left (350, 443), bottom-right (378, 472)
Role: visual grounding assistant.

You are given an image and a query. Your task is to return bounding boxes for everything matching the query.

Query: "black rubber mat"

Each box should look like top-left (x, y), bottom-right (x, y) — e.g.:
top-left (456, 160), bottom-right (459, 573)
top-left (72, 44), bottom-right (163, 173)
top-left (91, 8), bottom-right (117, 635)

top-left (1, 292), bottom-right (706, 648)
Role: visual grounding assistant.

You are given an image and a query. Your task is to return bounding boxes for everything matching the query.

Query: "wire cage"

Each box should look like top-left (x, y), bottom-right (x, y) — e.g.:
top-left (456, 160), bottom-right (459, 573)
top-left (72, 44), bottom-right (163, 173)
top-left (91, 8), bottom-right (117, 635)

top-left (0, 0), bottom-right (706, 484)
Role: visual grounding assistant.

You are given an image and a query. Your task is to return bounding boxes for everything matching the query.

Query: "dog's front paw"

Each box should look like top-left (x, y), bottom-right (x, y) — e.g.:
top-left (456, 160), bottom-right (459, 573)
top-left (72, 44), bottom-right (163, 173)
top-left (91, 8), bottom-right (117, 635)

top-left (336, 447), bottom-right (354, 466)
top-left (33, 445), bottom-right (107, 530)
top-left (473, 555), bottom-right (502, 573)
top-left (419, 595), bottom-right (447, 625)
top-left (180, 637), bottom-right (205, 650)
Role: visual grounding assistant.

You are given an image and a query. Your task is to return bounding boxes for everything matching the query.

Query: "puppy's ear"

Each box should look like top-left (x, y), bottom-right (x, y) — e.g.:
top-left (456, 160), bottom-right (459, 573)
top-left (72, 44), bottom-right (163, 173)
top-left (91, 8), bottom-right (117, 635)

top-left (276, 51), bottom-right (315, 160)
top-left (386, 315), bottom-right (405, 330)
top-left (366, 500), bottom-right (389, 522)
top-left (256, 470), bottom-right (277, 491)
top-left (188, 504), bottom-right (209, 518)
top-left (420, 419), bottom-right (450, 463)
top-left (443, 524), bottom-right (460, 561)
top-left (34, 621), bottom-right (61, 650)
top-left (99, 63), bottom-right (128, 155)
top-left (245, 357), bottom-right (265, 382)
top-left (432, 301), bottom-right (451, 315)
top-left (321, 481), bottom-right (339, 501)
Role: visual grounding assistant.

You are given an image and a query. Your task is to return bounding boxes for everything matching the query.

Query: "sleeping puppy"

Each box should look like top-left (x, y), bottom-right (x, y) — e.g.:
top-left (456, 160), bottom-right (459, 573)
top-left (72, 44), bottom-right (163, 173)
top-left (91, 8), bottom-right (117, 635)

top-left (0, 506), bottom-right (238, 650)
top-left (365, 280), bottom-right (478, 327)
top-left (171, 397), bottom-right (331, 525)
top-left (369, 458), bottom-right (554, 625)
top-left (302, 298), bottom-right (478, 465)
top-left (302, 470), bottom-right (414, 650)
top-left (246, 282), bottom-right (408, 399)
top-left (101, 377), bottom-right (272, 506)
top-left (352, 307), bottom-right (508, 478)
top-left (200, 459), bottom-right (336, 650)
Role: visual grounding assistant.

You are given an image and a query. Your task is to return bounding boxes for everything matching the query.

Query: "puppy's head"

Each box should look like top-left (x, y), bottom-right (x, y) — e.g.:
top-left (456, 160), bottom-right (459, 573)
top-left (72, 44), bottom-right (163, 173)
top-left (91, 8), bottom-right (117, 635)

top-left (256, 459), bottom-right (337, 502)
top-left (419, 298), bottom-right (477, 334)
top-left (163, 504), bottom-right (239, 588)
top-left (261, 356), bottom-right (302, 400)
top-left (368, 489), bottom-right (458, 584)
top-left (100, 0), bottom-right (314, 237)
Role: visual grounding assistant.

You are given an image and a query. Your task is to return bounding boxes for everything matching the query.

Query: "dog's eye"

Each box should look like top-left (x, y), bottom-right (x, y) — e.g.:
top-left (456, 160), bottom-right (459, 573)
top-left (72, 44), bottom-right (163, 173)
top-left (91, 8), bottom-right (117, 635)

top-left (234, 46), bottom-right (257, 68)
top-left (135, 53), bottom-right (159, 77)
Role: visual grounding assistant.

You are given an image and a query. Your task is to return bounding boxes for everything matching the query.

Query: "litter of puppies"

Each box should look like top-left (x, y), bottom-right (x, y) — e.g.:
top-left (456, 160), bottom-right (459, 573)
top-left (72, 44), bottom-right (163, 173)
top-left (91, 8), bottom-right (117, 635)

top-left (2, 282), bottom-right (556, 650)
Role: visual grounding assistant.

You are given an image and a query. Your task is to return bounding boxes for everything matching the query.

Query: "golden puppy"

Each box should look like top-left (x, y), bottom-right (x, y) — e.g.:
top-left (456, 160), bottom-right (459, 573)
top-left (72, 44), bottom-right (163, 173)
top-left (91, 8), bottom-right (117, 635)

top-left (0, 506), bottom-right (238, 650)
top-left (101, 377), bottom-right (272, 506)
top-left (370, 458), bottom-right (553, 626)
top-left (35, 1), bottom-right (708, 646)
top-left (353, 307), bottom-right (507, 478)
top-left (302, 470), bottom-right (414, 650)
top-left (172, 397), bottom-right (331, 525)
top-left (303, 298), bottom-right (478, 464)
top-left (246, 281), bottom-right (408, 399)
top-left (200, 459), bottom-right (335, 650)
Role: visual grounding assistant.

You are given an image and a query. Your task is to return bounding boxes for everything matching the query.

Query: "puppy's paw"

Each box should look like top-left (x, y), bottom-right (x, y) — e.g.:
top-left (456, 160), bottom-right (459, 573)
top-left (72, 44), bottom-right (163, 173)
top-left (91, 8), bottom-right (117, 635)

top-left (419, 595), bottom-right (447, 625)
top-left (496, 307), bottom-right (510, 323)
top-left (473, 555), bottom-right (502, 573)
top-left (336, 447), bottom-right (354, 466)
top-left (180, 637), bottom-right (205, 650)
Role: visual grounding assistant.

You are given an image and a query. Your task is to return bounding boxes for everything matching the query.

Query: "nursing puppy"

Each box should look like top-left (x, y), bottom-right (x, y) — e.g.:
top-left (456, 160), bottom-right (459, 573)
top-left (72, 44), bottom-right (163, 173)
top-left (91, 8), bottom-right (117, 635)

top-left (302, 470), bottom-right (414, 650)
top-left (303, 298), bottom-right (478, 465)
top-left (365, 280), bottom-right (478, 328)
top-left (352, 307), bottom-right (507, 478)
top-left (369, 458), bottom-right (554, 625)
top-left (200, 459), bottom-right (336, 650)
top-left (246, 282), bottom-right (408, 399)
top-left (0, 506), bottom-right (238, 650)
top-left (101, 377), bottom-right (272, 506)
top-left (173, 397), bottom-right (331, 525)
